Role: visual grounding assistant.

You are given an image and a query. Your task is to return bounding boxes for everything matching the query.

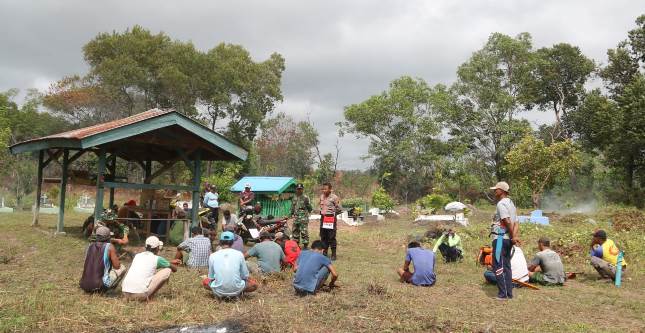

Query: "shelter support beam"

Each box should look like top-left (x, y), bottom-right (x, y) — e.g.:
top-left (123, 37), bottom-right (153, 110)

top-left (94, 148), bottom-right (106, 221)
top-left (191, 150), bottom-right (202, 232)
top-left (32, 150), bottom-right (44, 227)
top-left (108, 154), bottom-right (116, 208)
top-left (57, 149), bottom-right (69, 234)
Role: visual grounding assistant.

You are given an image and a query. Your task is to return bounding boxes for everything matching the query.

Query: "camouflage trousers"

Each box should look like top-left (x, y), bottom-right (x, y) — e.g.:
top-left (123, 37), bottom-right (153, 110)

top-left (292, 219), bottom-right (309, 246)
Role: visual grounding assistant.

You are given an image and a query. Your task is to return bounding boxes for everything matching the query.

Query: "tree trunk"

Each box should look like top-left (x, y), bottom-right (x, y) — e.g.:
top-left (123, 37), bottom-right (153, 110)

top-left (532, 192), bottom-right (541, 209)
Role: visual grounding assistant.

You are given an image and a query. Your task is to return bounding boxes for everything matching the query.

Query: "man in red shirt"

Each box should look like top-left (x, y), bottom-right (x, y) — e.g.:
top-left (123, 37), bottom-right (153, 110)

top-left (275, 232), bottom-right (301, 269)
top-left (239, 183), bottom-right (255, 213)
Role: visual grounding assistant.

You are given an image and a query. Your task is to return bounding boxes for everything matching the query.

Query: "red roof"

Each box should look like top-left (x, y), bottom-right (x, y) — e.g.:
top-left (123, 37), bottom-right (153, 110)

top-left (41, 109), bottom-right (170, 140)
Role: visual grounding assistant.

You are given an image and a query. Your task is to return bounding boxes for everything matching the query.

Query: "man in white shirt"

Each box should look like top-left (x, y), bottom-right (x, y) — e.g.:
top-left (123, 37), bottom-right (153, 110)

top-left (122, 236), bottom-right (177, 301)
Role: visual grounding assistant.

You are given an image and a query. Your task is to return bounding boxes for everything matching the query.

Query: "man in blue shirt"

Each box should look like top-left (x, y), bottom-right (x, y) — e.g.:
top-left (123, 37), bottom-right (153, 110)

top-left (203, 185), bottom-right (219, 229)
top-left (397, 241), bottom-right (436, 286)
top-left (203, 231), bottom-right (258, 298)
top-left (293, 240), bottom-right (338, 295)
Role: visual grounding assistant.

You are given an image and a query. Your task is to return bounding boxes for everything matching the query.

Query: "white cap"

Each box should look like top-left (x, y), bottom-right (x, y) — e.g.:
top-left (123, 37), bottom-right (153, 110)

top-left (244, 183), bottom-right (252, 188)
top-left (145, 236), bottom-right (163, 249)
top-left (490, 181), bottom-right (510, 192)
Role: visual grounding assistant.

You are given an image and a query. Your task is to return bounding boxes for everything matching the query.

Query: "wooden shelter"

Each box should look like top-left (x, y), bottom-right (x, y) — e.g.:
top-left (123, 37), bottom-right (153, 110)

top-left (9, 109), bottom-right (247, 234)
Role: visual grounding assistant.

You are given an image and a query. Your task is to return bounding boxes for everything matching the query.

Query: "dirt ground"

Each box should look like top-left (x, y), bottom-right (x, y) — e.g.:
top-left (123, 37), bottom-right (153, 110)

top-left (0, 209), bottom-right (643, 332)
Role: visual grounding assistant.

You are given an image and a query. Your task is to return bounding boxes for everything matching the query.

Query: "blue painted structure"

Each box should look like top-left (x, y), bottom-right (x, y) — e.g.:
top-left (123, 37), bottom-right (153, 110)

top-left (517, 210), bottom-right (550, 225)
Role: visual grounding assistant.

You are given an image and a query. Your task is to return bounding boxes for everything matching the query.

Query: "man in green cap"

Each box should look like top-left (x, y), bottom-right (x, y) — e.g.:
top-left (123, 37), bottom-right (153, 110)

top-left (291, 183), bottom-right (313, 249)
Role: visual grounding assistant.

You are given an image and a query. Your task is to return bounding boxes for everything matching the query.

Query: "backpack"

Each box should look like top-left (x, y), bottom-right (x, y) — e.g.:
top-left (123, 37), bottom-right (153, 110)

top-left (79, 242), bottom-right (107, 292)
top-left (477, 245), bottom-right (493, 267)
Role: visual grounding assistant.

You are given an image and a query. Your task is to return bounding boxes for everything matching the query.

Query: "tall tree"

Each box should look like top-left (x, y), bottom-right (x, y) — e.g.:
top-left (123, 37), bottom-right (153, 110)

top-left (528, 43), bottom-right (595, 140)
top-left (506, 135), bottom-right (582, 208)
top-left (252, 113), bottom-right (318, 178)
top-left (200, 44), bottom-right (285, 147)
top-left (43, 26), bottom-right (285, 147)
top-left (450, 33), bottom-right (534, 180)
top-left (568, 15), bottom-right (645, 205)
top-left (340, 76), bottom-right (446, 201)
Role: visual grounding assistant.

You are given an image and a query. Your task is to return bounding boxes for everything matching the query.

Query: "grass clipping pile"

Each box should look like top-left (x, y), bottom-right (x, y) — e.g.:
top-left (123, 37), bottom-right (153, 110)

top-left (603, 207), bottom-right (645, 232)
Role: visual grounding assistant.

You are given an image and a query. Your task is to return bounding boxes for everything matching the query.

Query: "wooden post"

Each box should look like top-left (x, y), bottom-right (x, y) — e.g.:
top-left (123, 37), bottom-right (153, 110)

top-left (94, 148), bottom-right (106, 222)
top-left (32, 150), bottom-right (44, 227)
top-left (57, 149), bottom-right (69, 234)
top-left (190, 150), bottom-right (202, 232)
top-left (144, 159), bottom-right (152, 184)
top-left (108, 154), bottom-right (116, 208)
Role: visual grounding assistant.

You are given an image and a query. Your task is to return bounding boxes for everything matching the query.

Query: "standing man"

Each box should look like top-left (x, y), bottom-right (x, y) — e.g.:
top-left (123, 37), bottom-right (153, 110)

top-left (489, 181), bottom-right (521, 300)
top-left (291, 183), bottom-right (313, 249)
top-left (239, 183), bottom-right (255, 213)
top-left (589, 230), bottom-right (628, 281)
top-left (319, 182), bottom-right (341, 260)
top-left (203, 185), bottom-right (219, 229)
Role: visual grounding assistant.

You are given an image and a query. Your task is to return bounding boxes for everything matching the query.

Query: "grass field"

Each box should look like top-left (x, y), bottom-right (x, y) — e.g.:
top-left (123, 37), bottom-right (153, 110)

top-left (0, 207), bottom-right (643, 332)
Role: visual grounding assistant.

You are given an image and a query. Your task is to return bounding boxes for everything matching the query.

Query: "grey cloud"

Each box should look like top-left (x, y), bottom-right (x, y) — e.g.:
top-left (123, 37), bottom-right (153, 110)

top-left (1, 0), bottom-right (642, 169)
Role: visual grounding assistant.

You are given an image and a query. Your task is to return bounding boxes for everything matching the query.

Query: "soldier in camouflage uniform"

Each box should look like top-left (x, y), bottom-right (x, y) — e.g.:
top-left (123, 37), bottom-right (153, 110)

top-left (290, 183), bottom-right (313, 249)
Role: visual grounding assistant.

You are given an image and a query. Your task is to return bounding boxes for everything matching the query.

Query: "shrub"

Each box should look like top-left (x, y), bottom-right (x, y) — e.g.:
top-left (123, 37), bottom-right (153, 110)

top-left (416, 194), bottom-right (452, 214)
top-left (343, 197), bottom-right (367, 210)
top-left (371, 186), bottom-right (396, 212)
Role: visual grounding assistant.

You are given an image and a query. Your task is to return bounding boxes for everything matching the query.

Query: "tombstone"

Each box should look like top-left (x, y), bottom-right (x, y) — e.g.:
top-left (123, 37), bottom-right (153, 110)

top-left (0, 197), bottom-right (14, 213)
top-left (38, 193), bottom-right (58, 215)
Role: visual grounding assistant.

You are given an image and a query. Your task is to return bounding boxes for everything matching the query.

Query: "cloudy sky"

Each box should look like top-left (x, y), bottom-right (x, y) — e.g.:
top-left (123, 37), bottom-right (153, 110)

top-left (1, 0), bottom-right (643, 169)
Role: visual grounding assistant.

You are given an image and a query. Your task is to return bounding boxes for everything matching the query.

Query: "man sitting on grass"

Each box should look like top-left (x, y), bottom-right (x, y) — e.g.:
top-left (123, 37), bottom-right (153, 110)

top-left (293, 240), bottom-right (338, 295)
top-left (484, 245), bottom-right (529, 286)
top-left (397, 241), bottom-right (436, 287)
top-left (121, 236), bottom-right (177, 301)
top-left (528, 237), bottom-right (565, 286)
top-left (432, 228), bottom-right (463, 262)
top-left (275, 232), bottom-right (301, 269)
top-left (244, 231), bottom-right (287, 274)
top-left (203, 231), bottom-right (258, 299)
top-left (589, 229), bottom-right (628, 281)
top-left (172, 226), bottom-right (211, 268)
top-left (80, 226), bottom-right (127, 293)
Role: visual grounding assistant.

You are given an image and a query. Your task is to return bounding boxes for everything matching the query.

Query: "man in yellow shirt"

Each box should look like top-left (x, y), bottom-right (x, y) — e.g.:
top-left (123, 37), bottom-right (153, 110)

top-left (590, 230), bottom-right (627, 281)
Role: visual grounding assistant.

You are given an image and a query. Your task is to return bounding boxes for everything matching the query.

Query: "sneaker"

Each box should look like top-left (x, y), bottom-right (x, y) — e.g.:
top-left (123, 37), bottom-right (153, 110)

top-left (494, 297), bottom-right (510, 301)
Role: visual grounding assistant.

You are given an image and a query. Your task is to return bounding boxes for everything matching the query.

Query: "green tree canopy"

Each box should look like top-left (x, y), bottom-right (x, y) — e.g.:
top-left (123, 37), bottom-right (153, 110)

top-left (340, 76), bottom-right (447, 201)
top-left (506, 135), bottom-right (582, 208)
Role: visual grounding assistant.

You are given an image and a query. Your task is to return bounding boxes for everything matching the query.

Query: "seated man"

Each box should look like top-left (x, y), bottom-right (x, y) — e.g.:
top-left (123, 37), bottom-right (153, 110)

top-left (203, 231), bottom-right (258, 299)
top-left (244, 231), bottom-right (286, 274)
top-left (80, 226), bottom-right (127, 292)
top-left (215, 225), bottom-right (245, 253)
top-left (221, 209), bottom-right (238, 231)
top-left (432, 229), bottom-right (463, 262)
top-left (484, 245), bottom-right (529, 285)
top-left (172, 226), bottom-right (211, 268)
top-left (275, 232), bottom-right (301, 269)
top-left (590, 229), bottom-right (628, 281)
top-left (397, 241), bottom-right (436, 287)
top-left (528, 237), bottom-right (565, 286)
top-left (293, 240), bottom-right (338, 295)
top-left (121, 236), bottom-right (177, 301)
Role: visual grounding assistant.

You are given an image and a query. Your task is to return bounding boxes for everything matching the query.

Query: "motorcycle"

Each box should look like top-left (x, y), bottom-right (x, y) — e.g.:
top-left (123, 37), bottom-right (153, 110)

top-left (235, 206), bottom-right (289, 244)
